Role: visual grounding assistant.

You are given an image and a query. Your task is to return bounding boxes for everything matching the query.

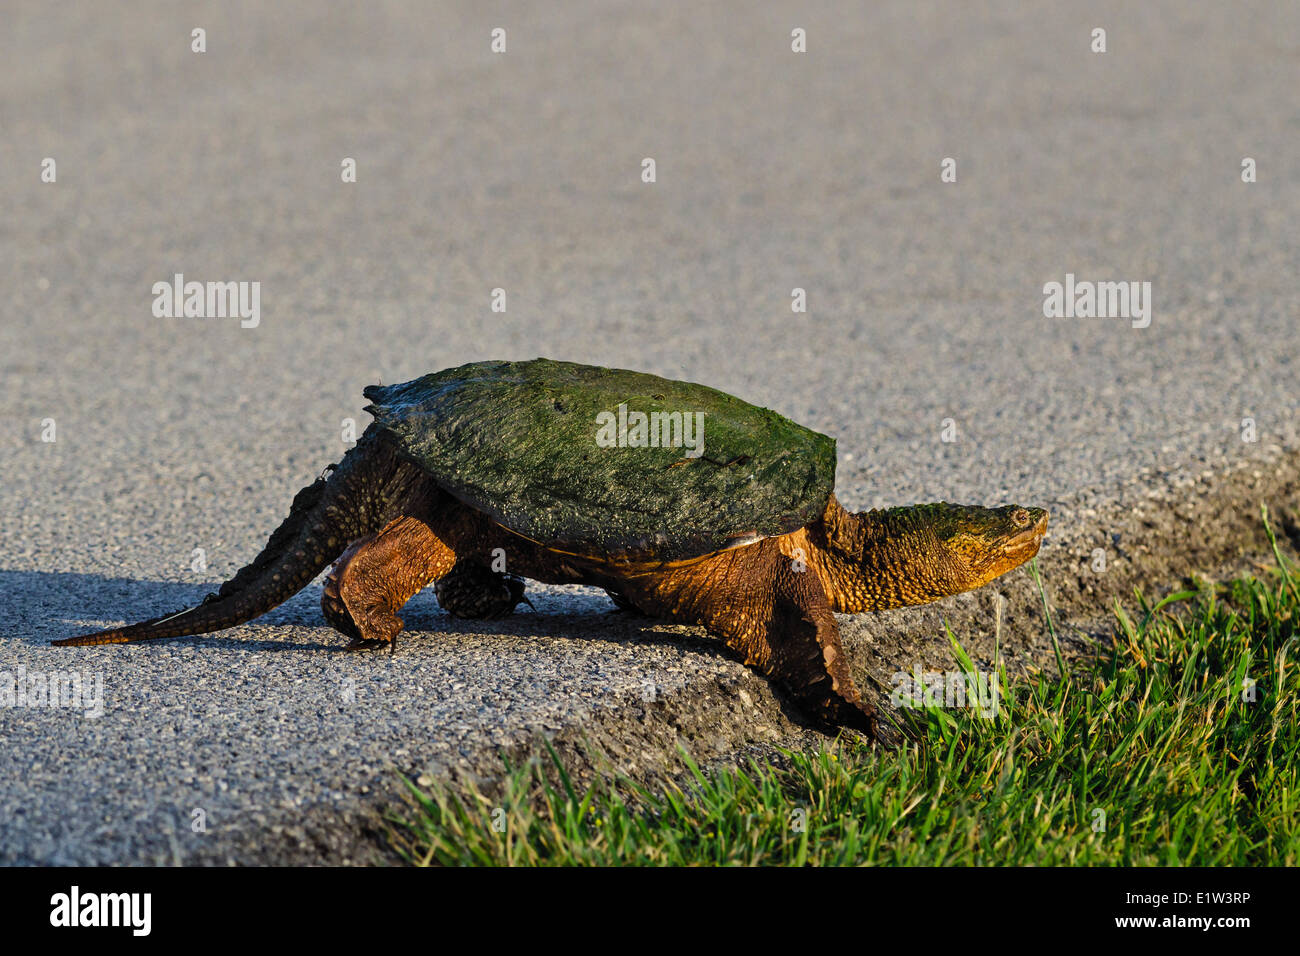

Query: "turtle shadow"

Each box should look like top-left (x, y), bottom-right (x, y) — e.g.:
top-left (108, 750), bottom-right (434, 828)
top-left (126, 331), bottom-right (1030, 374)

top-left (7, 570), bottom-right (843, 736)
top-left (3, 570), bottom-right (340, 652)
top-left (400, 594), bottom-right (850, 734)
top-left (3, 570), bottom-right (729, 660)
top-left (401, 599), bottom-right (841, 733)
top-left (402, 597), bottom-right (731, 659)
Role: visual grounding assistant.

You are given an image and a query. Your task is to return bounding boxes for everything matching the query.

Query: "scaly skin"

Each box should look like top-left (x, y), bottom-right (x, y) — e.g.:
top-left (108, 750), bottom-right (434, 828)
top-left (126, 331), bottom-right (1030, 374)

top-left (784, 497), bottom-right (1050, 613)
top-left (51, 431), bottom-right (434, 646)
top-left (434, 560), bottom-right (531, 620)
top-left (54, 434), bottom-right (1048, 737)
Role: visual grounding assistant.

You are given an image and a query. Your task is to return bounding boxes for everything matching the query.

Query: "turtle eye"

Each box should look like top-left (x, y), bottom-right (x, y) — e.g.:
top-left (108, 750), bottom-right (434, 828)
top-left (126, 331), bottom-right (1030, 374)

top-left (1011, 508), bottom-right (1030, 528)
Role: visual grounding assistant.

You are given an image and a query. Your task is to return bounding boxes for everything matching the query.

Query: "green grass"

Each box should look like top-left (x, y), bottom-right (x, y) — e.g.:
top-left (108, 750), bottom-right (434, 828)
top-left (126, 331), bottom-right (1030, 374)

top-left (387, 510), bottom-right (1300, 866)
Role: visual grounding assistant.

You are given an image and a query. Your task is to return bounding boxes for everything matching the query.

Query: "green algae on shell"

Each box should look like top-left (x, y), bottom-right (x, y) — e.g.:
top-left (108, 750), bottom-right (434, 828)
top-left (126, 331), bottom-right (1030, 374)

top-left (363, 358), bottom-right (837, 563)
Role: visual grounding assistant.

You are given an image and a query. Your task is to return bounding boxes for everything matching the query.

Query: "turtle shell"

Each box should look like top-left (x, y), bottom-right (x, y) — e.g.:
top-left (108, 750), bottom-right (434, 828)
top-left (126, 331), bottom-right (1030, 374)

top-left (363, 358), bottom-right (836, 563)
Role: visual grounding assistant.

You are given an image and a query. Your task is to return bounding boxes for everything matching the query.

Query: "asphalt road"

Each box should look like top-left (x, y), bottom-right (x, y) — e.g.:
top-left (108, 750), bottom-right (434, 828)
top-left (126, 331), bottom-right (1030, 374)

top-left (1, 1), bottom-right (1297, 863)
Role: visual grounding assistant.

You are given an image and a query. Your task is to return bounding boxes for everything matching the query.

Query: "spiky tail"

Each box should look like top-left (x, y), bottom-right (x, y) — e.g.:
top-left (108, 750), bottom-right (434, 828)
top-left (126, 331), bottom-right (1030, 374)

top-left (53, 432), bottom-right (418, 647)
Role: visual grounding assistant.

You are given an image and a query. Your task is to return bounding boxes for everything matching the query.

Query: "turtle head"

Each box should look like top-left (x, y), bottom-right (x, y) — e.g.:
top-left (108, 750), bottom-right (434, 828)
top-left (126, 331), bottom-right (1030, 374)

top-left (821, 500), bottom-right (1049, 612)
top-left (922, 503), bottom-right (1050, 591)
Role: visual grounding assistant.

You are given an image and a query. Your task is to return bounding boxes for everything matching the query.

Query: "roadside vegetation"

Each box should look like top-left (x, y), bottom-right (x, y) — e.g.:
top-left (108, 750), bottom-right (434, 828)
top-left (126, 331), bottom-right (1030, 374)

top-left (388, 510), bottom-right (1299, 866)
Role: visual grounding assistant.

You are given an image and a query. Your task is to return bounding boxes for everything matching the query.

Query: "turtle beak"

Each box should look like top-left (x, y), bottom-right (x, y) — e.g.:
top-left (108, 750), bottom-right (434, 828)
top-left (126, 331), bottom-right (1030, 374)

top-left (1004, 508), bottom-right (1049, 563)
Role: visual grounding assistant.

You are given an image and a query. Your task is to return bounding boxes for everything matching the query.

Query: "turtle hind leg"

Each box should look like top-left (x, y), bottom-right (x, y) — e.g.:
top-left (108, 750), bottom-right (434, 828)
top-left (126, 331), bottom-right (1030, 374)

top-left (321, 515), bottom-right (457, 650)
top-left (434, 560), bottom-right (531, 619)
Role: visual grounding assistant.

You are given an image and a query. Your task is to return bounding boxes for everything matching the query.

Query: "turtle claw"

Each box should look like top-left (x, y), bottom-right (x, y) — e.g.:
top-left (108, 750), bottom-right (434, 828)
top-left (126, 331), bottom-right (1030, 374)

top-left (820, 696), bottom-right (881, 741)
top-left (845, 700), bottom-right (883, 742)
top-left (436, 565), bottom-right (532, 619)
top-left (343, 637), bottom-right (392, 652)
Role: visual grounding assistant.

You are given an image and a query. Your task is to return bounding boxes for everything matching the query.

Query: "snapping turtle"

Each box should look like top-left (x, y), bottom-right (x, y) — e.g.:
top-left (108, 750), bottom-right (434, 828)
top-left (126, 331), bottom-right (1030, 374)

top-left (55, 359), bottom-right (1048, 735)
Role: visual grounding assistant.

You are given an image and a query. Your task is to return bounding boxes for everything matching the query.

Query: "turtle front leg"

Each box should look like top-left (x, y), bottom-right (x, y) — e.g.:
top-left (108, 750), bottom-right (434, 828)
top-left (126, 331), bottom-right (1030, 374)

top-left (620, 542), bottom-right (879, 737)
top-left (736, 556), bottom-right (879, 737)
top-left (322, 515), bottom-right (457, 650)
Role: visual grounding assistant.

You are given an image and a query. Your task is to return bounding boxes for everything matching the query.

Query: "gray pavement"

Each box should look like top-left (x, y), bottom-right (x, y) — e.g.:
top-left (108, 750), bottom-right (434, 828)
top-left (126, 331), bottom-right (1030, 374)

top-left (1, 1), bottom-right (1297, 863)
